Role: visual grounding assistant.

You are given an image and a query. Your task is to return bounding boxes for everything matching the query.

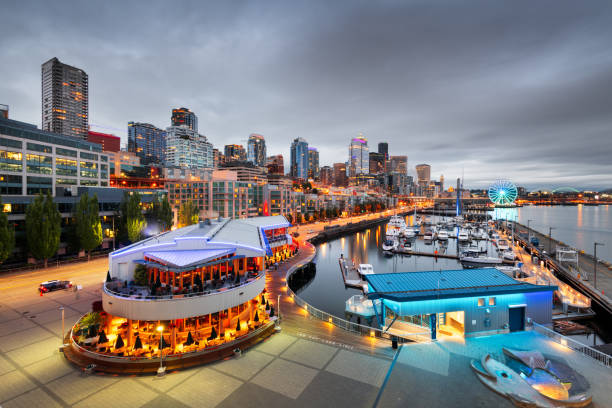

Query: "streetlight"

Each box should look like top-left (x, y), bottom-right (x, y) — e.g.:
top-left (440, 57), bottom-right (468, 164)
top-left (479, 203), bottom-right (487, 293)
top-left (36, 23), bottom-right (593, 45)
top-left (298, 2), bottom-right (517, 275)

top-left (594, 242), bottom-right (604, 289)
top-left (548, 227), bottom-right (556, 255)
top-left (59, 306), bottom-right (65, 347)
top-left (157, 325), bottom-right (166, 377)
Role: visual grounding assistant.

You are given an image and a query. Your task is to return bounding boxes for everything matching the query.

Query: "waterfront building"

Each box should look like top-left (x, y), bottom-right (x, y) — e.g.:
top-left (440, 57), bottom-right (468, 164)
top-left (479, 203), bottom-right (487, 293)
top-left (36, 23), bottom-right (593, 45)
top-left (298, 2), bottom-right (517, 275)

top-left (366, 268), bottom-right (556, 339)
top-left (378, 142), bottom-right (388, 159)
top-left (165, 126), bottom-right (213, 169)
top-left (290, 137), bottom-right (309, 180)
top-left (224, 144), bottom-right (247, 162)
top-left (263, 183), bottom-right (299, 219)
top-left (171, 107), bottom-right (198, 131)
top-left (333, 162), bottom-right (348, 187)
top-left (107, 150), bottom-right (162, 189)
top-left (320, 165), bottom-right (333, 186)
top-left (390, 155), bottom-right (408, 175)
top-left (307, 147), bottom-right (319, 179)
top-left (415, 163), bottom-right (431, 187)
top-left (0, 116), bottom-right (109, 195)
top-left (247, 133), bottom-right (266, 167)
top-left (88, 130), bottom-right (121, 153)
top-left (369, 152), bottom-right (386, 175)
top-left (266, 154), bottom-right (284, 175)
top-left (41, 57), bottom-right (89, 139)
top-left (127, 122), bottom-right (166, 165)
top-left (349, 134), bottom-right (369, 175)
top-left (73, 216), bottom-right (293, 368)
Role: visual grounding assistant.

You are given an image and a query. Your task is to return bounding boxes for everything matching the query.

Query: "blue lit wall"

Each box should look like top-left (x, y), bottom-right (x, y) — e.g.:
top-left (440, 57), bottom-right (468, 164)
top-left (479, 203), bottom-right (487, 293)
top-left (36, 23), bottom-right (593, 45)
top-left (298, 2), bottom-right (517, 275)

top-left (382, 290), bottom-right (552, 335)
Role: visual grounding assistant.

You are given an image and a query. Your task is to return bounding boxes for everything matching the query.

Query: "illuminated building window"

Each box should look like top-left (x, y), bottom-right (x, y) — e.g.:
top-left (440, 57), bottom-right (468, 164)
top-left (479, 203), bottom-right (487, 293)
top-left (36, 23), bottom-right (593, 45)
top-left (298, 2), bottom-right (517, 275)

top-left (488, 297), bottom-right (496, 306)
top-left (477, 298), bottom-right (485, 307)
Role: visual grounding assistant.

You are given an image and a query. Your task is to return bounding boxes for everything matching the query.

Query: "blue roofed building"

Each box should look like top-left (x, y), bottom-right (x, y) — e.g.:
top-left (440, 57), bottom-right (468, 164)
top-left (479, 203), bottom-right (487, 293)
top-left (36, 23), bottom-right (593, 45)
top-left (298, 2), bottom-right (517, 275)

top-left (365, 268), bottom-right (556, 339)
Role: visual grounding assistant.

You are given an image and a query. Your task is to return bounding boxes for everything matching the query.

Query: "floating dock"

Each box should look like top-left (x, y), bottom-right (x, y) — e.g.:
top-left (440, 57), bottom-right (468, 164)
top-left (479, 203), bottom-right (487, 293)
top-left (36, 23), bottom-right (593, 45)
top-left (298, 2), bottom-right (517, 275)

top-left (338, 258), bottom-right (368, 290)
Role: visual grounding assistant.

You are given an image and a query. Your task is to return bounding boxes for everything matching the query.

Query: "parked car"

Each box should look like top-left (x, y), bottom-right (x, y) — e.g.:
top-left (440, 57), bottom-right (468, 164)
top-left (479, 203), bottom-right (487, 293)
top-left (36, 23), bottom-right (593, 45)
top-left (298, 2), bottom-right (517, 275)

top-left (39, 280), bottom-right (72, 293)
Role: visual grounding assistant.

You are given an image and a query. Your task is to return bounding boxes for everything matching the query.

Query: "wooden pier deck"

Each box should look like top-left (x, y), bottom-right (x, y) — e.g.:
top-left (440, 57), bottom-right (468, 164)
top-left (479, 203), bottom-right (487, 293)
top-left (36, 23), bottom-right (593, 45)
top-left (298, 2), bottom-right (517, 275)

top-left (338, 258), bottom-right (368, 289)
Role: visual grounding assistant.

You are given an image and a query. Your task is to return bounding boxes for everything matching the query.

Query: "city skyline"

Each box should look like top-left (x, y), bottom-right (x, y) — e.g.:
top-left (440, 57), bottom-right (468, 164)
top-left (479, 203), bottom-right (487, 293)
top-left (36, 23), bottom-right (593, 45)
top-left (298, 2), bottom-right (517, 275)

top-left (1, 1), bottom-right (612, 189)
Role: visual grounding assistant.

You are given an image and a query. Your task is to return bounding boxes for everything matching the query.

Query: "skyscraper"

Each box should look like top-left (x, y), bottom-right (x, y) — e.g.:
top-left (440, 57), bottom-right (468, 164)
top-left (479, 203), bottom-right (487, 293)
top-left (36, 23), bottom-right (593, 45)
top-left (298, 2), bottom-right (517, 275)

top-left (308, 147), bottom-right (319, 179)
top-left (266, 155), bottom-right (284, 174)
top-left (333, 162), bottom-right (348, 187)
top-left (224, 144), bottom-right (247, 162)
top-left (349, 134), bottom-right (369, 175)
top-left (41, 57), bottom-right (88, 139)
top-left (247, 133), bottom-right (266, 167)
top-left (320, 166), bottom-right (333, 185)
top-left (416, 164), bottom-right (431, 186)
top-left (165, 126), bottom-right (213, 168)
top-left (171, 107), bottom-right (198, 131)
top-left (390, 156), bottom-right (408, 175)
top-left (369, 152), bottom-right (386, 174)
top-left (128, 122), bottom-right (166, 164)
top-left (378, 142), bottom-right (388, 159)
top-left (290, 138), bottom-right (309, 179)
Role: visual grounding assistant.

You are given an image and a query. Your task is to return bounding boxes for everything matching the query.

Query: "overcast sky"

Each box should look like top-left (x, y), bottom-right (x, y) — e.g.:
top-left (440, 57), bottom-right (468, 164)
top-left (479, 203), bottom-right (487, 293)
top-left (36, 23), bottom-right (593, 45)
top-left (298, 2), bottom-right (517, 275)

top-left (1, 0), bottom-right (611, 190)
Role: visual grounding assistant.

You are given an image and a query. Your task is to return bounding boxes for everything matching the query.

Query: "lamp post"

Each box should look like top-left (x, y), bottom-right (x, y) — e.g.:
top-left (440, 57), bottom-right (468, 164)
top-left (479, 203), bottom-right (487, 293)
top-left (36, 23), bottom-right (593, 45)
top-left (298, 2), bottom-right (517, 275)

top-left (594, 242), bottom-right (604, 289)
top-left (548, 227), bottom-right (556, 255)
top-left (59, 306), bottom-right (65, 347)
top-left (157, 325), bottom-right (165, 376)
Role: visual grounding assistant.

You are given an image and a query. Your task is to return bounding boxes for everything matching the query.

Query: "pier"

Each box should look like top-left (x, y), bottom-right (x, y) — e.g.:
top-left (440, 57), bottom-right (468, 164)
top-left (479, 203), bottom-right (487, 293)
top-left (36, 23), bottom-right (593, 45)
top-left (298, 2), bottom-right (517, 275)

top-left (338, 257), bottom-right (368, 290)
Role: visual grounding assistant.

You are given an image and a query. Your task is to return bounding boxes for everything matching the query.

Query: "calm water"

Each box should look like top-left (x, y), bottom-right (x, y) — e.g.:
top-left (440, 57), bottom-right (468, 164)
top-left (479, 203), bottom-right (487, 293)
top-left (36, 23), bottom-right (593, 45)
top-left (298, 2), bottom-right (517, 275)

top-left (492, 205), bottom-right (612, 262)
top-left (298, 215), bottom-right (496, 319)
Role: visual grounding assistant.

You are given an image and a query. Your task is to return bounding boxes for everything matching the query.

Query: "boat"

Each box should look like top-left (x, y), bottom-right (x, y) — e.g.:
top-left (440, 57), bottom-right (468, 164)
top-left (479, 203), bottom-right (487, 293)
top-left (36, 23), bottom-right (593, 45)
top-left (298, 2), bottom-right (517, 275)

top-left (395, 241), bottom-right (412, 254)
top-left (423, 230), bottom-right (434, 243)
top-left (437, 230), bottom-right (449, 241)
top-left (402, 228), bottom-right (416, 239)
top-left (357, 264), bottom-right (374, 277)
top-left (496, 239), bottom-right (510, 251)
top-left (466, 243), bottom-right (487, 254)
top-left (382, 239), bottom-right (398, 252)
top-left (457, 230), bottom-right (470, 243)
top-left (502, 250), bottom-right (516, 263)
top-left (385, 226), bottom-right (400, 240)
top-left (386, 215), bottom-right (406, 239)
top-left (460, 250), bottom-right (503, 266)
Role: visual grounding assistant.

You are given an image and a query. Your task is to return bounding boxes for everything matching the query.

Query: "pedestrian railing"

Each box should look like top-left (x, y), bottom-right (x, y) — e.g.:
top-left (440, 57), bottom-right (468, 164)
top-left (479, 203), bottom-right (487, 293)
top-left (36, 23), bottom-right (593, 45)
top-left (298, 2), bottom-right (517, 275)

top-left (532, 322), bottom-right (611, 368)
top-left (284, 241), bottom-right (430, 343)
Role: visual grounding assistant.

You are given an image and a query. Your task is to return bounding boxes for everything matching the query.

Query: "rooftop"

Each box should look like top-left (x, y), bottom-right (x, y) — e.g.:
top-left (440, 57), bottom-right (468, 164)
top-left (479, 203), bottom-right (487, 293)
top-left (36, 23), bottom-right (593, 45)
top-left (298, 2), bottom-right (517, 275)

top-left (366, 268), bottom-right (557, 302)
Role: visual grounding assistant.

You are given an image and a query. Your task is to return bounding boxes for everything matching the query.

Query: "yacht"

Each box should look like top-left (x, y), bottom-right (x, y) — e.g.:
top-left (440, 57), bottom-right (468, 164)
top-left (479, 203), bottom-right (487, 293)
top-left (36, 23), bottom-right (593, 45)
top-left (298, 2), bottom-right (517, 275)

top-left (396, 241), bottom-right (412, 254)
top-left (423, 230), bottom-right (434, 243)
top-left (457, 230), bottom-right (470, 243)
top-left (386, 215), bottom-right (406, 239)
top-left (402, 228), bottom-right (417, 239)
top-left (437, 230), bottom-right (449, 241)
top-left (460, 250), bottom-right (503, 267)
top-left (382, 239), bottom-right (398, 252)
top-left (496, 239), bottom-right (510, 251)
top-left (502, 250), bottom-right (517, 263)
top-left (386, 227), bottom-right (401, 240)
top-left (357, 264), bottom-right (374, 277)
top-left (466, 243), bottom-right (487, 254)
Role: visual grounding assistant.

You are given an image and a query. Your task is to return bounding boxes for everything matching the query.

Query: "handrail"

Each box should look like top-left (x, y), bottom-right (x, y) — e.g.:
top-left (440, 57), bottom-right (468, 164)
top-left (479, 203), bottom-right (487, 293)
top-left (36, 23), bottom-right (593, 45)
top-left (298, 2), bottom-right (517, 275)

top-left (103, 273), bottom-right (263, 301)
top-left (284, 241), bottom-right (430, 343)
top-left (532, 322), bottom-right (611, 368)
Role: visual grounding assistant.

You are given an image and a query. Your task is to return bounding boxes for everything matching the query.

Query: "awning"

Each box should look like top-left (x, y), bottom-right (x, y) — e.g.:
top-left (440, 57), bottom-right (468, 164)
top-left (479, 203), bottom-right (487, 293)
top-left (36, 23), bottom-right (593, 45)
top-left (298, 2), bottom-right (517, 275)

top-left (144, 248), bottom-right (235, 268)
top-left (135, 254), bottom-right (246, 273)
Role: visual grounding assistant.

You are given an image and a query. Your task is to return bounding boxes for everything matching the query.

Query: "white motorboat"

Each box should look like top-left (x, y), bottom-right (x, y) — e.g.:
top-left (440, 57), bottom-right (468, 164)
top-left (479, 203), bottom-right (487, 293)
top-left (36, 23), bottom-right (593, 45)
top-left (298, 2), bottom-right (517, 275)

top-left (460, 250), bottom-right (503, 266)
top-left (437, 230), bottom-right (449, 241)
top-left (358, 264), bottom-right (374, 277)
top-left (386, 227), bottom-right (400, 240)
top-left (502, 250), bottom-right (516, 263)
top-left (395, 241), bottom-right (412, 254)
top-left (466, 244), bottom-right (487, 254)
top-left (402, 228), bottom-right (416, 239)
top-left (423, 230), bottom-right (434, 242)
top-left (458, 230), bottom-right (470, 243)
top-left (382, 239), bottom-right (398, 252)
top-left (496, 239), bottom-right (510, 251)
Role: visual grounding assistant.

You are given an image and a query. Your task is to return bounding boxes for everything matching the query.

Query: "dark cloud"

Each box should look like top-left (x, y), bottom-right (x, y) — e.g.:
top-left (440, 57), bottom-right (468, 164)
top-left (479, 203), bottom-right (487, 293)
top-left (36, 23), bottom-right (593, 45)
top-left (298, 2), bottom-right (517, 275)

top-left (1, 0), bottom-right (611, 189)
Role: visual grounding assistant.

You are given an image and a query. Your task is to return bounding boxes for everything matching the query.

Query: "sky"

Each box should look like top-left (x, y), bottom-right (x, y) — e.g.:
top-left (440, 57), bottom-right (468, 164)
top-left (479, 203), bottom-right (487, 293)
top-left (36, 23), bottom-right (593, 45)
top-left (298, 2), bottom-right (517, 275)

top-left (1, 0), bottom-right (611, 190)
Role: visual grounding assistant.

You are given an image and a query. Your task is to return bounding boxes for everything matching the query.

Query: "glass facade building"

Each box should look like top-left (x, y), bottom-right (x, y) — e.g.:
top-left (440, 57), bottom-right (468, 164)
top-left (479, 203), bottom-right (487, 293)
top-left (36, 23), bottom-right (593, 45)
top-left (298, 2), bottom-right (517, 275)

top-left (165, 126), bottom-right (213, 169)
top-left (349, 135), bottom-right (369, 175)
top-left (127, 122), bottom-right (166, 165)
top-left (308, 147), bottom-right (319, 179)
top-left (290, 138), bottom-right (309, 180)
top-left (171, 107), bottom-right (198, 131)
top-left (247, 133), bottom-right (266, 167)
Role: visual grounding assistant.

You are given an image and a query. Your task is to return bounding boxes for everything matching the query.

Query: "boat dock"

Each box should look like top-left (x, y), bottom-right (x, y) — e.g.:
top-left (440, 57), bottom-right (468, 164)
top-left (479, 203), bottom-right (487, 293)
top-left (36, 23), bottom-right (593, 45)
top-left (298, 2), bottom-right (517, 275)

top-left (393, 249), bottom-right (459, 259)
top-left (338, 257), bottom-right (368, 290)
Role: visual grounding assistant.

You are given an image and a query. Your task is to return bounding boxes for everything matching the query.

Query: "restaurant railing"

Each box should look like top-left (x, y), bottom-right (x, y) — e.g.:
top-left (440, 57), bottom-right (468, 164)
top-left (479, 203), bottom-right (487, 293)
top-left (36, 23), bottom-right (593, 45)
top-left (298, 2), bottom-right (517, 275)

top-left (103, 272), bottom-right (263, 301)
top-left (532, 322), bottom-right (611, 368)
top-left (283, 241), bottom-right (430, 343)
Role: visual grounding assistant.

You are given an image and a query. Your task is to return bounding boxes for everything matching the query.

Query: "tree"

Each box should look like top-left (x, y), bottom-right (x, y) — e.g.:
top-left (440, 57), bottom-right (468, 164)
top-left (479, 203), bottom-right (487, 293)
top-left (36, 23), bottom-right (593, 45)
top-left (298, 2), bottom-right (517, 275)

top-left (133, 264), bottom-right (148, 286)
top-left (26, 193), bottom-right (61, 268)
top-left (153, 196), bottom-right (173, 232)
top-left (122, 192), bottom-right (146, 243)
top-left (286, 213), bottom-right (293, 224)
top-left (0, 196), bottom-right (15, 264)
top-left (178, 200), bottom-right (199, 228)
top-left (75, 192), bottom-right (103, 260)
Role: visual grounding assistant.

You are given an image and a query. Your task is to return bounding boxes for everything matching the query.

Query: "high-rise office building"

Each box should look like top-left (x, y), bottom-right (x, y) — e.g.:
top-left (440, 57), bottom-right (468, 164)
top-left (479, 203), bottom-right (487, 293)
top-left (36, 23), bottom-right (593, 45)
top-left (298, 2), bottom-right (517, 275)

top-left (349, 134), bottom-right (369, 175)
top-left (416, 163), bottom-right (431, 186)
top-left (127, 122), bottom-right (166, 165)
top-left (308, 147), bottom-right (319, 179)
top-left (224, 144), bottom-right (247, 162)
top-left (320, 166), bottom-right (333, 185)
top-left (369, 152), bottom-right (386, 174)
top-left (41, 57), bottom-right (88, 139)
top-left (247, 133), bottom-right (266, 167)
top-left (378, 142), bottom-right (388, 159)
top-left (333, 163), bottom-right (348, 187)
top-left (266, 155), bottom-right (284, 175)
top-left (290, 138), bottom-right (309, 179)
top-left (165, 126), bottom-right (213, 168)
top-left (390, 156), bottom-right (408, 175)
top-left (171, 107), bottom-right (198, 131)
top-left (87, 130), bottom-right (121, 152)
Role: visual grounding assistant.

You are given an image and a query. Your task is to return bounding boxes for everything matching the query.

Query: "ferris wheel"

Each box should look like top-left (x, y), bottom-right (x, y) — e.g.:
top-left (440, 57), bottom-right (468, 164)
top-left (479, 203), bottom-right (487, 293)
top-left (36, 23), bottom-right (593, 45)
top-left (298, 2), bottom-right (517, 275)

top-left (488, 179), bottom-right (518, 205)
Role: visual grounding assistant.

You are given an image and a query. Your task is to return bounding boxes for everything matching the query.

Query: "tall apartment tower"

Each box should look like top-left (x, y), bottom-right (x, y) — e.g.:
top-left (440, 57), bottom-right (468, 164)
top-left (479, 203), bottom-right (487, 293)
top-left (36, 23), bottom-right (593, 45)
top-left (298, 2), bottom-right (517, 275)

top-left (247, 133), bottom-right (267, 167)
top-left (171, 107), bottom-right (198, 131)
top-left (224, 144), bottom-right (247, 162)
top-left (127, 122), bottom-right (167, 164)
top-left (41, 57), bottom-right (89, 139)
top-left (290, 138), bottom-right (309, 180)
top-left (378, 142), bottom-right (388, 159)
top-left (415, 164), bottom-right (431, 187)
top-left (349, 134), bottom-right (369, 175)
top-left (308, 147), bottom-right (319, 179)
